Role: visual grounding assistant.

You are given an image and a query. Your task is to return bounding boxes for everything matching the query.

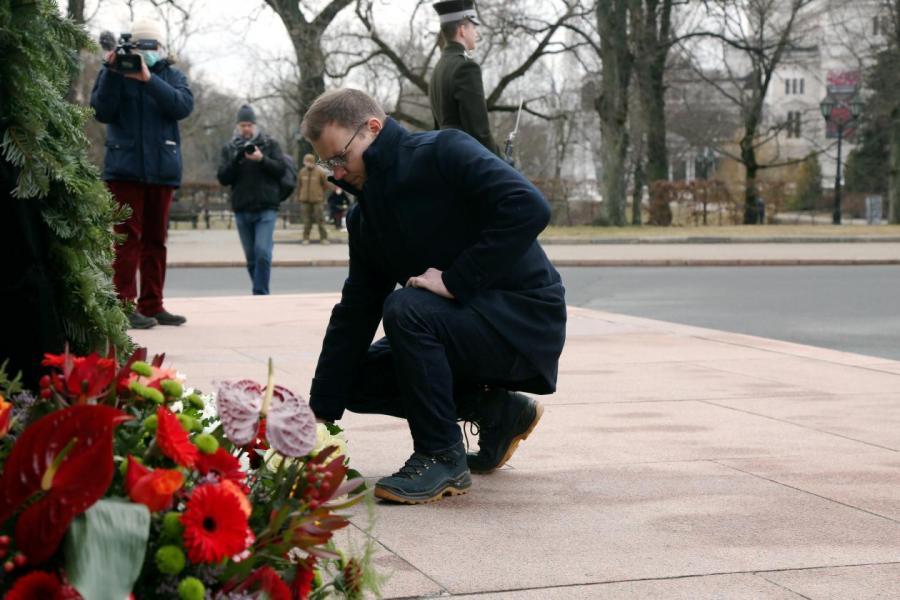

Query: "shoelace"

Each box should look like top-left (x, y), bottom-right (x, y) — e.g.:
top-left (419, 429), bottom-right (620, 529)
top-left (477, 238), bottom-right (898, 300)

top-left (460, 420), bottom-right (481, 453)
top-left (392, 453), bottom-right (438, 479)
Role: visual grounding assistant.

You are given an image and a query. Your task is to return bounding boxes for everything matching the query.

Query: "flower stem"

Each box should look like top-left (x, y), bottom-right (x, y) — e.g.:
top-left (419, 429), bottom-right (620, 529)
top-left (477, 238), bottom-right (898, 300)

top-left (261, 357), bottom-right (274, 417)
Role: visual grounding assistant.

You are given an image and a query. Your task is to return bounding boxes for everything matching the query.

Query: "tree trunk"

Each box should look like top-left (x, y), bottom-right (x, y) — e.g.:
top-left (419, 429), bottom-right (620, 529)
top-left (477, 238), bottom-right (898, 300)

top-left (596, 0), bottom-right (633, 226)
top-left (889, 116), bottom-right (900, 223)
top-left (634, 0), bottom-right (671, 186)
top-left (632, 154), bottom-right (645, 225)
top-left (742, 135), bottom-right (760, 224)
top-left (265, 0), bottom-right (353, 157)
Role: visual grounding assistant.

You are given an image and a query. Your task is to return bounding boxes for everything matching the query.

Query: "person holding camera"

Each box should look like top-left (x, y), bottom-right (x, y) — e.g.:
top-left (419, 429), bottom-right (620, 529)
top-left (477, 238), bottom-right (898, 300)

top-left (90, 17), bottom-right (193, 330)
top-left (216, 105), bottom-right (288, 295)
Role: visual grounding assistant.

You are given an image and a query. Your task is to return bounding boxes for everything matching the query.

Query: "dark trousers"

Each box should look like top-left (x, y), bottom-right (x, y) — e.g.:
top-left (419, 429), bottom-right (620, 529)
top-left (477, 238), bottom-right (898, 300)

top-left (107, 180), bottom-right (173, 315)
top-left (346, 288), bottom-right (539, 455)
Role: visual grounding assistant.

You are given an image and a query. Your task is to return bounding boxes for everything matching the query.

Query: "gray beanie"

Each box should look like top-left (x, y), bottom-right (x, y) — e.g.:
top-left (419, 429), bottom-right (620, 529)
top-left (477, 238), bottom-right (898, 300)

top-left (236, 104), bottom-right (256, 123)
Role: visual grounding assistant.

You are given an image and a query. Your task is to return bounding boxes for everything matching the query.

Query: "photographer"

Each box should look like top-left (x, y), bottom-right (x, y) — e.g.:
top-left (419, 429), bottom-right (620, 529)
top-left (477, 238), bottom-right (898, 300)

top-left (90, 17), bottom-right (193, 329)
top-left (216, 105), bottom-right (287, 295)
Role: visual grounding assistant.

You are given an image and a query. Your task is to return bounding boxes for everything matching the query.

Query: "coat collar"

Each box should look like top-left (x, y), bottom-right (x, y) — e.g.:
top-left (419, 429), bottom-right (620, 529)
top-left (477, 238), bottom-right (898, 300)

top-left (442, 41), bottom-right (467, 57)
top-left (361, 117), bottom-right (404, 175)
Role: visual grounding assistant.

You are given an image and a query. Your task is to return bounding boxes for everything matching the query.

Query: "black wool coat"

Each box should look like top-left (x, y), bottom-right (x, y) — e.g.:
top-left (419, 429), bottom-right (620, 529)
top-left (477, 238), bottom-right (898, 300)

top-left (429, 42), bottom-right (499, 155)
top-left (309, 118), bottom-right (566, 421)
top-left (216, 134), bottom-right (287, 213)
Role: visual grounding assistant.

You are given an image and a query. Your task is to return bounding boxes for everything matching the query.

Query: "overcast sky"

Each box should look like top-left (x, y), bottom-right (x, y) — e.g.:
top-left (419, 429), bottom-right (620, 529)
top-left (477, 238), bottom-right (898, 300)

top-left (69, 0), bottom-right (412, 97)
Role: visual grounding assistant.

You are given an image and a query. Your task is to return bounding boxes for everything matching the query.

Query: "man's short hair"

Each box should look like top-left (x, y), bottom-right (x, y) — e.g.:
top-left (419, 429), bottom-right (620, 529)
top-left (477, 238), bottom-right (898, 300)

top-left (301, 88), bottom-right (387, 142)
top-left (440, 19), bottom-right (464, 43)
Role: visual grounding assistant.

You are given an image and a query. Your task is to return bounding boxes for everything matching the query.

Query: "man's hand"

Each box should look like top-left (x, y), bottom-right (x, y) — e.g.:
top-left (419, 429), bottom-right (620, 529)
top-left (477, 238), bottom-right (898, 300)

top-left (406, 267), bottom-right (455, 299)
top-left (246, 147), bottom-right (264, 162)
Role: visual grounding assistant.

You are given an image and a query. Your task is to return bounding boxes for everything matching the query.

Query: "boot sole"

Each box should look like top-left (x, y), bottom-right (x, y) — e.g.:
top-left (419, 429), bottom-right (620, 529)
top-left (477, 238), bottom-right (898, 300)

top-left (471, 400), bottom-right (544, 474)
top-left (374, 484), bottom-right (469, 505)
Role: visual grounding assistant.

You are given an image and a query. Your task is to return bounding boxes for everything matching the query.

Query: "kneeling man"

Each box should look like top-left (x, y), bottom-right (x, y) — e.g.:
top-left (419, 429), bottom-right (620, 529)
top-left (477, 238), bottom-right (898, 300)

top-left (302, 88), bottom-right (566, 504)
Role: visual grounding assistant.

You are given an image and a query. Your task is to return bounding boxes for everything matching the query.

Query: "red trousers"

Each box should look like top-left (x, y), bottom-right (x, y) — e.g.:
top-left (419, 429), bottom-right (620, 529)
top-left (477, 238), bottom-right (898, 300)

top-left (107, 181), bottom-right (173, 315)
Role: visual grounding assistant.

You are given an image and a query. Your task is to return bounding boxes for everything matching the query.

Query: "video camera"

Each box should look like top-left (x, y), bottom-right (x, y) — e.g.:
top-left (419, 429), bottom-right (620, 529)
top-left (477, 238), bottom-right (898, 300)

top-left (242, 143), bottom-right (258, 155)
top-left (99, 31), bottom-right (158, 74)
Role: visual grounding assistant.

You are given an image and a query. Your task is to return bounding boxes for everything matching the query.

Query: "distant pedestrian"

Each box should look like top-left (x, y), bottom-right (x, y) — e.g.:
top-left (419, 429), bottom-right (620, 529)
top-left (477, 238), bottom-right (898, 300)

top-left (327, 187), bottom-right (350, 231)
top-left (216, 104), bottom-right (288, 295)
top-left (90, 16), bottom-right (193, 329)
top-left (297, 153), bottom-right (331, 244)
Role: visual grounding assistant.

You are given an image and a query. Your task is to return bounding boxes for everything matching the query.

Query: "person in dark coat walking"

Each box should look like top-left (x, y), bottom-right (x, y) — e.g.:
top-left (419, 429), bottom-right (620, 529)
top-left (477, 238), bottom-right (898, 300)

top-left (217, 105), bottom-right (287, 295)
top-left (90, 17), bottom-right (193, 329)
top-left (301, 88), bottom-right (566, 505)
top-left (429, 0), bottom-right (499, 155)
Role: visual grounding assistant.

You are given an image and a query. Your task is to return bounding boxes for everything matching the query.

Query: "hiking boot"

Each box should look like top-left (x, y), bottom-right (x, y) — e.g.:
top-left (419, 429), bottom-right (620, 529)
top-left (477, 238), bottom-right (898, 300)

top-left (465, 389), bottom-right (543, 474)
top-left (375, 443), bottom-right (471, 504)
top-left (128, 312), bottom-right (158, 330)
top-left (151, 310), bottom-right (187, 326)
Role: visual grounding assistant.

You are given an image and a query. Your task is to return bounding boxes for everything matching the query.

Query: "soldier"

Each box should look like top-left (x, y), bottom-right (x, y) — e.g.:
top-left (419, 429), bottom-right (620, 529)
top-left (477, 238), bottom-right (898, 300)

top-left (429, 0), bottom-right (499, 155)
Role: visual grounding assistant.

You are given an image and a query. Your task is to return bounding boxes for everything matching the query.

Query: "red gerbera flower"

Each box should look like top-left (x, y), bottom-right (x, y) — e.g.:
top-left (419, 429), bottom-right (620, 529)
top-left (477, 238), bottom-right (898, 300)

top-left (5, 571), bottom-right (61, 599)
top-left (196, 447), bottom-right (247, 490)
top-left (42, 351), bottom-right (117, 404)
top-left (0, 395), bottom-right (12, 437)
top-left (181, 483), bottom-right (249, 564)
top-left (156, 407), bottom-right (198, 468)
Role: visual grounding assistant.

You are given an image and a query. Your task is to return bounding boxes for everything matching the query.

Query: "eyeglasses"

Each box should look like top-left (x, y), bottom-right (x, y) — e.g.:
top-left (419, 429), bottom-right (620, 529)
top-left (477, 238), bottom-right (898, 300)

top-left (315, 121), bottom-right (368, 171)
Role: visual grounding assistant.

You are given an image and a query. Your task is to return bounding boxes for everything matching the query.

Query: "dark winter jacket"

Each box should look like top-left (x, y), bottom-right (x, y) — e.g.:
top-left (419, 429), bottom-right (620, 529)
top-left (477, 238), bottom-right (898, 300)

top-left (216, 133), bottom-right (288, 213)
top-left (309, 118), bottom-right (566, 421)
top-left (90, 60), bottom-right (194, 187)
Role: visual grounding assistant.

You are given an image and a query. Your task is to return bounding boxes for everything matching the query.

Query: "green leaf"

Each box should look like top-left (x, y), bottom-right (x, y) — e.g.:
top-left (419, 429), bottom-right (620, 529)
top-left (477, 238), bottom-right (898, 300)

top-left (63, 498), bottom-right (151, 599)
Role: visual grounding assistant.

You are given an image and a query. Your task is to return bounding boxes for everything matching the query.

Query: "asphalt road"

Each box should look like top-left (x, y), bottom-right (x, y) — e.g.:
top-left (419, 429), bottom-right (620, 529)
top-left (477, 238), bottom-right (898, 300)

top-left (166, 265), bottom-right (900, 361)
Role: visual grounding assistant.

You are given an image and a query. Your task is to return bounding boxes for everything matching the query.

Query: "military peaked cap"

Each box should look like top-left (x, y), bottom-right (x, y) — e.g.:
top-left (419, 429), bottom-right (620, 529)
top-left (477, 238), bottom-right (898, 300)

top-left (433, 0), bottom-right (480, 25)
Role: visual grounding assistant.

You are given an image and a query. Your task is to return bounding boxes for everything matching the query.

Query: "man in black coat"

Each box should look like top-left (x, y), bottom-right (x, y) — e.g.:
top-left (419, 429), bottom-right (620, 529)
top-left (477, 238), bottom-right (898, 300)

top-left (301, 88), bottom-right (566, 505)
top-left (429, 0), bottom-right (499, 154)
top-left (217, 105), bottom-right (287, 295)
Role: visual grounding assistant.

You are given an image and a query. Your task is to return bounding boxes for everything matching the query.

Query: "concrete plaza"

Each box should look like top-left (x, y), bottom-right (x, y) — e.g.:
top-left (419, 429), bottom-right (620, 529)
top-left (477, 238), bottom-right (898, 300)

top-left (133, 290), bottom-right (900, 599)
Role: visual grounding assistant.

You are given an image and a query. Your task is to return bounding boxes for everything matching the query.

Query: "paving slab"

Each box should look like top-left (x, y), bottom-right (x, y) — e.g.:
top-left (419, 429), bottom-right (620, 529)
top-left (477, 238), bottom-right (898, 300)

top-left (450, 573), bottom-right (804, 599)
top-left (760, 563), bottom-right (900, 600)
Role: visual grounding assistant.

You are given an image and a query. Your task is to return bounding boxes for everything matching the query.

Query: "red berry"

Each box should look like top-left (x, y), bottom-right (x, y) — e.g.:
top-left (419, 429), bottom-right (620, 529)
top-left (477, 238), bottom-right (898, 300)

top-left (0, 550), bottom-right (6, 560)
top-left (309, 500), bottom-right (320, 510)
top-left (13, 554), bottom-right (26, 567)
top-left (306, 473), bottom-right (317, 483)
top-left (39, 375), bottom-right (50, 388)
top-left (321, 481), bottom-right (331, 492)
top-left (0, 535), bottom-right (9, 546)
top-left (3, 561), bottom-right (13, 573)
top-left (40, 388), bottom-right (52, 399)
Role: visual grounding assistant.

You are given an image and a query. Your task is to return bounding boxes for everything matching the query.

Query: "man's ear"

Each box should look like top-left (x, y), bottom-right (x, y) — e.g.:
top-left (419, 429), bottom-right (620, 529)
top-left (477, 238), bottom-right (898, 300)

top-left (367, 117), bottom-right (383, 135)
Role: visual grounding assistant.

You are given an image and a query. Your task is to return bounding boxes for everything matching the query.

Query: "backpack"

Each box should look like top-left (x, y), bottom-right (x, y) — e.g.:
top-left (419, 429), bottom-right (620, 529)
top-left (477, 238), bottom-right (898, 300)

top-left (278, 153), bottom-right (298, 201)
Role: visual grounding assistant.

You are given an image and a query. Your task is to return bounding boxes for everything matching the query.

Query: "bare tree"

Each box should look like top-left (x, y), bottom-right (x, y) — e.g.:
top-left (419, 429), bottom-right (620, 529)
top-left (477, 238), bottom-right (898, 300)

top-left (264, 0), bottom-right (354, 155)
top-left (684, 0), bottom-right (817, 224)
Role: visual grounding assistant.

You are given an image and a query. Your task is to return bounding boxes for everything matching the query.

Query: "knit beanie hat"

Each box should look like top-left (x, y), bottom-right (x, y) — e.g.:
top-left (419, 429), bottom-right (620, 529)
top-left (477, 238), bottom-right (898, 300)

top-left (236, 105), bottom-right (256, 124)
top-left (131, 17), bottom-right (165, 45)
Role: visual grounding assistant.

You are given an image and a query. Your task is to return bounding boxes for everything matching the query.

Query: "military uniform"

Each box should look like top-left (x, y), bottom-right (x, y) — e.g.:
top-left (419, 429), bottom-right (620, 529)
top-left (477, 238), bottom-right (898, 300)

top-left (429, 0), bottom-right (499, 154)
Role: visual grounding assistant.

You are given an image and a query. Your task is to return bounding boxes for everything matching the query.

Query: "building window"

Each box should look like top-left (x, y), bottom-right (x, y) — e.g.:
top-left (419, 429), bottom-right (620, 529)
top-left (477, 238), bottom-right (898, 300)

top-left (784, 78), bottom-right (805, 96)
top-left (785, 111), bottom-right (802, 138)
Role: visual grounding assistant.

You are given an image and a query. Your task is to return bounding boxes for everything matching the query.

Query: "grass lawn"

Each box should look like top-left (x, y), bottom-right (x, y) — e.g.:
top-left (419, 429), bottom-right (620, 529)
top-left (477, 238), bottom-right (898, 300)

top-left (540, 224), bottom-right (900, 239)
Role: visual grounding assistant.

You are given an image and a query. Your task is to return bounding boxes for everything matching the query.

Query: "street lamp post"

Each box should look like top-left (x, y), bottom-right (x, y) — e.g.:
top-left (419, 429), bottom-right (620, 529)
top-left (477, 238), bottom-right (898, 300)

top-left (820, 96), bottom-right (863, 225)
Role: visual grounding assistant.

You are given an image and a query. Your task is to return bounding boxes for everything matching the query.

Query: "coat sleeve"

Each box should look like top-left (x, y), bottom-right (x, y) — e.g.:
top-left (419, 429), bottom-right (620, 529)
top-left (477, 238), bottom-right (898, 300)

top-left (144, 68), bottom-right (194, 121)
top-left (309, 208), bottom-right (396, 421)
top-left (452, 61), bottom-right (499, 155)
top-left (260, 139), bottom-right (287, 178)
top-left (90, 67), bottom-right (125, 124)
top-left (216, 143), bottom-right (239, 186)
top-left (437, 130), bottom-right (551, 304)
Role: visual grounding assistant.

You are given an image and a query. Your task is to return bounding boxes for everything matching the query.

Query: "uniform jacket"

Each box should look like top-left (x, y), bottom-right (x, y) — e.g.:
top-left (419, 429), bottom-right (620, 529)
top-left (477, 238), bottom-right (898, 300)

top-left (90, 60), bottom-right (194, 187)
top-left (309, 118), bottom-right (566, 421)
top-left (429, 41), bottom-right (499, 155)
top-left (216, 133), bottom-right (287, 213)
top-left (297, 165), bottom-right (330, 203)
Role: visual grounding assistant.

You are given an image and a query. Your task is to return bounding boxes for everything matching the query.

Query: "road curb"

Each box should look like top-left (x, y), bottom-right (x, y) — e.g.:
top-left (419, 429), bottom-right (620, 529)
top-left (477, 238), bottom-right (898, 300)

top-left (168, 258), bottom-right (900, 268)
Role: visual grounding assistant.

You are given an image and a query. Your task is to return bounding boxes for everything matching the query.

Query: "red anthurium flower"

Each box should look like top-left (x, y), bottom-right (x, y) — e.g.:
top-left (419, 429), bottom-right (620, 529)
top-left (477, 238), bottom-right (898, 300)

top-left (156, 406), bottom-right (198, 468)
top-left (0, 394), bottom-right (12, 437)
top-left (181, 483), bottom-right (250, 564)
top-left (6, 570), bottom-right (62, 599)
top-left (0, 405), bottom-right (131, 564)
top-left (125, 455), bottom-right (184, 512)
top-left (196, 447), bottom-right (247, 490)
